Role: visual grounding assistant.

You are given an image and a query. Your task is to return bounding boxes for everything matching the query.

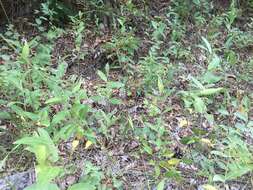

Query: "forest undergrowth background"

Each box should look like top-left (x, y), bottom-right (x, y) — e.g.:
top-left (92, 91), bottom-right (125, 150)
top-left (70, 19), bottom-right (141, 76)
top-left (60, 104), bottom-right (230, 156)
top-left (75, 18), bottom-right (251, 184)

top-left (0, 0), bottom-right (253, 189)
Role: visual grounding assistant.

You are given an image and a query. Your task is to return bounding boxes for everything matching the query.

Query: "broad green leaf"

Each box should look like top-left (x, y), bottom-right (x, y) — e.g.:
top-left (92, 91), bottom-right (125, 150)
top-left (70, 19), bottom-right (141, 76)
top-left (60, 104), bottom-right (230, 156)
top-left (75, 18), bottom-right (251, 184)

top-left (234, 111), bottom-right (248, 122)
top-left (194, 97), bottom-right (206, 113)
top-left (208, 54), bottom-right (221, 71)
top-left (37, 128), bottom-right (59, 162)
top-left (97, 70), bottom-right (107, 82)
top-left (107, 81), bottom-right (124, 89)
top-left (157, 76), bottom-right (164, 94)
top-left (201, 37), bottom-right (212, 54)
top-left (10, 104), bottom-right (38, 121)
top-left (190, 76), bottom-right (204, 89)
top-left (0, 111), bottom-right (11, 120)
top-left (202, 72), bottom-right (222, 84)
top-left (54, 124), bottom-right (76, 141)
top-left (72, 80), bottom-right (82, 93)
top-left (68, 183), bottom-right (96, 190)
top-left (164, 168), bottom-right (181, 180)
top-left (21, 40), bottom-right (30, 61)
top-left (7, 74), bottom-right (23, 91)
top-left (109, 98), bottom-right (122, 105)
top-left (38, 109), bottom-right (50, 127)
top-left (55, 62), bottom-right (67, 78)
top-left (14, 137), bottom-right (48, 147)
top-left (180, 136), bottom-right (199, 145)
top-left (194, 88), bottom-right (225, 96)
top-left (211, 151), bottom-right (228, 158)
top-left (52, 111), bottom-right (68, 125)
top-left (213, 174), bottom-right (225, 182)
top-left (142, 143), bottom-right (153, 154)
top-left (45, 97), bottom-right (64, 105)
top-left (226, 163), bottom-right (253, 180)
top-left (157, 179), bottom-right (165, 190)
top-left (36, 165), bottom-right (61, 184)
top-left (71, 103), bottom-right (89, 119)
top-left (14, 128), bottom-right (59, 163)
top-left (24, 183), bottom-right (59, 190)
top-left (36, 145), bottom-right (47, 164)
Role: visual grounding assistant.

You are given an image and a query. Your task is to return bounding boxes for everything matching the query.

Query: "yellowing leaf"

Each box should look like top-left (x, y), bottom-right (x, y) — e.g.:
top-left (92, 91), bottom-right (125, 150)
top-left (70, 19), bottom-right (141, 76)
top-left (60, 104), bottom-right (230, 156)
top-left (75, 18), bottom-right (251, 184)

top-left (162, 150), bottom-right (174, 158)
top-left (202, 184), bottom-right (217, 190)
top-left (85, 140), bottom-right (93, 149)
top-left (179, 119), bottom-right (189, 127)
top-left (167, 158), bottom-right (180, 166)
top-left (72, 140), bottom-right (79, 151)
top-left (238, 105), bottom-right (245, 114)
top-left (200, 138), bottom-right (213, 148)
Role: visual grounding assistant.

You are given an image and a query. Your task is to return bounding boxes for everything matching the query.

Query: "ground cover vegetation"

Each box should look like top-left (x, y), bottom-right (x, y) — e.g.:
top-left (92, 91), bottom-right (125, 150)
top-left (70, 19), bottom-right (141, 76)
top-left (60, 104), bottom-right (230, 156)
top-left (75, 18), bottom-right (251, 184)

top-left (0, 0), bottom-right (253, 189)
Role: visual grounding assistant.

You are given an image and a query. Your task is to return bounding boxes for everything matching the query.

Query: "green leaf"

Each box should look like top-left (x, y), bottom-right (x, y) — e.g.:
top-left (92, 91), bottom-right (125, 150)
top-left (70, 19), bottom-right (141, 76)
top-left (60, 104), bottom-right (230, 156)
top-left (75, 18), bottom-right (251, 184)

top-left (10, 105), bottom-right (38, 121)
top-left (142, 142), bottom-right (153, 154)
top-left (45, 97), bottom-right (64, 105)
top-left (38, 109), bottom-right (50, 127)
top-left (180, 136), bottom-right (199, 145)
top-left (107, 81), bottom-right (124, 89)
top-left (7, 73), bottom-right (23, 91)
top-left (213, 174), bottom-right (225, 182)
top-left (202, 72), bottom-right (222, 84)
top-left (211, 150), bottom-right (228, 158)
top-left (68, 183), bottom-right (96, 190)
top-left (109, 98), bottom-right (122, 105)
top-left (97, 70), bottom-right (107, 82)
top-left (36, 165), bottom-right (61, 184)
top-left (190, 75), bottom-right (204, 89)
top-left (24, 183), bottom-right (59, 190)
top-left (105, 63), bottom-right (110, 76)
top-left (21, 40), bottom-right (30, 61)
top-left (201, 37), bottom-right (212, 54)
top-left (208, 54), bottom-right (221, 71)
top-left (167, 158), bottom-right (180, 166)
top-left (164, 168), bottom-right (181, 180)
top-left (14, 128), bottom-right (59, 163)
top-left (54, 124), bottom-right (76, 141)
top-left (36, 145), bottom-right (47, 164)
top-left (194, 97), bottom-right (206, 113)
top-left (52, 111), bottom-right (68, 125)
top-left (194, 88), bottom-right (225, 96)
top-left (0, 156), bottom-right (7, 172)
top-left (157, 179), bottom-right (165, 190)
top-left (0, 111), bottom-right (11, 120)
top-left (37, 128), bottom-right (59, 162)
top-left (157, 76), bottom-right (164, 94)
top-left (55, 62), bottom-right (67, 78)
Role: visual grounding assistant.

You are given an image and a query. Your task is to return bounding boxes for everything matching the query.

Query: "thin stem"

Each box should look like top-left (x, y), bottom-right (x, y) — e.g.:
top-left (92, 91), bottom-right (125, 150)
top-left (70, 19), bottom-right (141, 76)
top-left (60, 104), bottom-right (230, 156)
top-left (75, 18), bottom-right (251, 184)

top-left (0, 0), bottom-right (10, 24)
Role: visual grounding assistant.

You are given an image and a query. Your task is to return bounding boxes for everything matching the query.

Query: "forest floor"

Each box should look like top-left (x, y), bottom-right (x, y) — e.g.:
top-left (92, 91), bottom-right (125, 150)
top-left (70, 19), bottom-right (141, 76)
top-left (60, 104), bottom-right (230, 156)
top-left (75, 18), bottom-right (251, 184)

top-left (0, 1), bottom-right (253, 190)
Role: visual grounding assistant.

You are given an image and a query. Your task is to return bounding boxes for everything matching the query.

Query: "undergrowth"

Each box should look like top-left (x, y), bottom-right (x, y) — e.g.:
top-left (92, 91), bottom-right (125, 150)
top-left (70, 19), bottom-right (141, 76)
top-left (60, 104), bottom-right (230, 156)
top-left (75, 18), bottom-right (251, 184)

top-left (0, 0), bottom-right (253, 189)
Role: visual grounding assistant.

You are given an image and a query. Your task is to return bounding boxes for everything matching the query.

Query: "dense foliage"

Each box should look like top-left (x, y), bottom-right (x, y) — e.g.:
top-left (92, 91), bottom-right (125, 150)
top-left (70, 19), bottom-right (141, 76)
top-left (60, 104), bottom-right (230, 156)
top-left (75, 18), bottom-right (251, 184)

top-left (0, 0), bottom-right (253, 189)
